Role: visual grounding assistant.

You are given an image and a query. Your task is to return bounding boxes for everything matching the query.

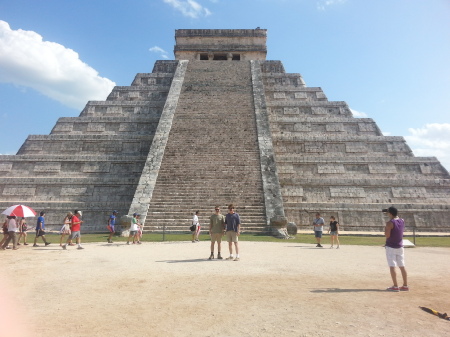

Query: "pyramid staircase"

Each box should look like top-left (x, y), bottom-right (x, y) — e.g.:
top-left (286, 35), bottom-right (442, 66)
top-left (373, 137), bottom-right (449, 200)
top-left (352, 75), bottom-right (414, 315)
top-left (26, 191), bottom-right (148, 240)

top-left (144, 60), bottom-right (267, 233)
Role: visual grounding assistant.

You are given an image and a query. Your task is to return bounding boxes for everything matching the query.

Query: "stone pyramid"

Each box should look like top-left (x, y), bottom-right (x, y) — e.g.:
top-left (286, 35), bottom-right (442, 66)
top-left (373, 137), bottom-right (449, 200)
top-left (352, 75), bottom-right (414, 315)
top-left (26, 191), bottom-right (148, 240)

top-left (1, 29), bottom-right (449, 235)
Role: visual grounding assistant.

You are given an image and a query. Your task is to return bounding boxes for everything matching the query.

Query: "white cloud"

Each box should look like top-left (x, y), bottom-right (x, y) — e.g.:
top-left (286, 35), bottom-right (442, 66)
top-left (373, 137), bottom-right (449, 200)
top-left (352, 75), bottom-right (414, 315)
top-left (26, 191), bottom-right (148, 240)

top-left (149, 46), bottom-right (170, 59)
top-left (317, 0), bottom-right (348, 11)
top-left (350, 108), bottom-right (368, 118)
top-left (0, 20), bottom-right (115, 110)
top-left (163, 0), bottom-right (212, 18)
top-left (404, 123), bottom-right (450, 171)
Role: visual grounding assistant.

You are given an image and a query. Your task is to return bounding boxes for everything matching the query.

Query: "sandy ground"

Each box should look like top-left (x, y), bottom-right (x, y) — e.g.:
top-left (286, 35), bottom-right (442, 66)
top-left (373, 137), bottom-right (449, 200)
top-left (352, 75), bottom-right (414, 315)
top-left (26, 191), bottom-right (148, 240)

top-left (1, 239), bottom-right (449, 337)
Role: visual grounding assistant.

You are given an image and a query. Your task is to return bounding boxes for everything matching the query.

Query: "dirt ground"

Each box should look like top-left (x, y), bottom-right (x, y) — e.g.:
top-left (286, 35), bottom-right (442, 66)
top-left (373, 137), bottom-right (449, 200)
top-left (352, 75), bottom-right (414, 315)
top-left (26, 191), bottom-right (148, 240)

top-left (1, 239), bottom-right (449, 337)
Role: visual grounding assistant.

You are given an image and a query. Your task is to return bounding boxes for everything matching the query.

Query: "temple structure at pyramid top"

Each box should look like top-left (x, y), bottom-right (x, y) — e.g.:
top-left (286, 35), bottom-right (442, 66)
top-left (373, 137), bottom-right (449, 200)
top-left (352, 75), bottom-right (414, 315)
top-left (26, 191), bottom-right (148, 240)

top-left (0, 28), bottom-right (449, 236)
top-left (174, 29), bottom-right (267, 60)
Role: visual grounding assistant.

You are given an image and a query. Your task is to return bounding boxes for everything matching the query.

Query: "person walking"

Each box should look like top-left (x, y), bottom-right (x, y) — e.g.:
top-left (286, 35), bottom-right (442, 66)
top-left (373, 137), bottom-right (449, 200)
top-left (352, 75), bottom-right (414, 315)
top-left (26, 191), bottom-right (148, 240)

top-left (107, 210), bottom-right (118, 244)
top-left (225, 204), bottom-right (241, 261)
top-left (328, 216), bottom-right (340, 249)
top-left (208, 206), bottom-right (225, 260)
top-left (384, 207), bottom-right (409, 292)
top-left (127, 213), bottom-right (140, 245)
top-left (1, 216), bottom-right (18, 250)
top-left (62, 210), bottom-right (84, 250)
top-left (191, 211), bottom-right (201, 243)
top-left (60, 212), bottom-right (72, 246)
top-left (0, 218), bottom-right (9, 248)
top-left (313, 213), bottom-right (324, 248)
top-left (33, 211), bottom-right (51, 247)
top-left (17, 217), bottom-right (29, 246)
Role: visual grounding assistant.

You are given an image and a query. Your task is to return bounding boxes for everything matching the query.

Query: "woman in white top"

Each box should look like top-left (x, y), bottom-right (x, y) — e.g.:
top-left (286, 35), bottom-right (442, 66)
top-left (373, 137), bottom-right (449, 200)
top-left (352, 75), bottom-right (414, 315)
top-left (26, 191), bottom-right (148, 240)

top-left (1, 216), bottom-right (18, 250)
top-left (191, 211), bottom-right (201, 243)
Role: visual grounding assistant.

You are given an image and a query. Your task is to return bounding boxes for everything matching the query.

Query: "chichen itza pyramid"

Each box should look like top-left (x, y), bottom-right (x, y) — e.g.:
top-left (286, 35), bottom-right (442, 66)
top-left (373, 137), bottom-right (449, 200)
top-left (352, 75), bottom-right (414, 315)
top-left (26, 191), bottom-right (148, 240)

top-left (1, 29), bottom-right (449, 236)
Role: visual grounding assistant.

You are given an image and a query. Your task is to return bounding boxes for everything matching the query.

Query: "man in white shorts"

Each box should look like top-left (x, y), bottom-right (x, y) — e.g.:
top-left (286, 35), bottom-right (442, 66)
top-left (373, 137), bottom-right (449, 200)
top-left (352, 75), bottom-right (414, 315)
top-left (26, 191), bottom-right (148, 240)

top-left (384, 207), bottom-right (408, 292)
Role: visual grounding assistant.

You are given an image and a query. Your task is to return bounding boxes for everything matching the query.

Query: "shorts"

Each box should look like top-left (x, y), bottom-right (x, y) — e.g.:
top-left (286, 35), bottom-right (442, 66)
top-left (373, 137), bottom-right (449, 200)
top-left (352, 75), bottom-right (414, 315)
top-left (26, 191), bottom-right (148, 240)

top-left (226, 231), bottom-right (238, 243)
top-left (69, 231), bottom-right (81, 240)
top-left (129, 230), bottom-right (137, 236)
top-left (210, 233), bottom-right (222, 243)
top-left (36, 229), bottom-right (46, 237)
top-left (108, 225), bottom-right (115, 233)
top-left (385, 246), bottom-right (405, 267)
top-left (314, 231), bottom-right (322, 238)
top-left (329, 231), bottom-right (338, 236)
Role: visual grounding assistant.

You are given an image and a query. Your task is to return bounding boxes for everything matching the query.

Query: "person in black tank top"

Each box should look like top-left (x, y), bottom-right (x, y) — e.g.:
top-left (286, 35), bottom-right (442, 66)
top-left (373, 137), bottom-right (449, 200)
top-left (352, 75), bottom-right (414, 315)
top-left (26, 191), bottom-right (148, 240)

top-left (327, 216), bottom-right (340, 249)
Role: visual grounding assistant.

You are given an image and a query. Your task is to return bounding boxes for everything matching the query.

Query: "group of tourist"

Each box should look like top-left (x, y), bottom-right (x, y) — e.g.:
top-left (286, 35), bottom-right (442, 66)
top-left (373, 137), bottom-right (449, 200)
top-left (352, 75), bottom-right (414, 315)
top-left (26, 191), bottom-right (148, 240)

top-left (312, 212), bottom-right (340, 248)
top-left (191, 204), bottom-right (241, 261)
top-left (1, 210), bottom-right (84, 251)
top-left (193, 205), bottom-right (408, 291)
top-left (107, 211), bottom-right (143, 244)
top-left (1, 203), bottom-right (408, 292)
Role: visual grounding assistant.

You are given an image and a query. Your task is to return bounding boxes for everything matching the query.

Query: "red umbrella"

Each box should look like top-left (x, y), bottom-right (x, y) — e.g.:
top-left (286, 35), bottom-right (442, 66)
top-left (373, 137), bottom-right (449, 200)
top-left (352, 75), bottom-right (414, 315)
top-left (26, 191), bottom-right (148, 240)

top-left (2, 205), bottom-right (37, 217)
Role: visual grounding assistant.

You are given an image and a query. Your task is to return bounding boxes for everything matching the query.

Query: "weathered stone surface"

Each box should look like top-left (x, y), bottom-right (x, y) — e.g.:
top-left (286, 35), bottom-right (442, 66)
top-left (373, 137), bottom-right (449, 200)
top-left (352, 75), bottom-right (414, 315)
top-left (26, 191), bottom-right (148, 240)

top-left (0, 28), bottom-right (449, 234)
top-left (287, 222), bottom-right (298, 236)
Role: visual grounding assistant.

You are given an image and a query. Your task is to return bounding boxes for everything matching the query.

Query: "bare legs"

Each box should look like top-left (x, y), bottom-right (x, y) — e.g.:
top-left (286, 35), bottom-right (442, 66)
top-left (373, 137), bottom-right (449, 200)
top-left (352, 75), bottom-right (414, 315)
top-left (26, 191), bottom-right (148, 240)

top-left (389, 266), bottom-right (408, 287)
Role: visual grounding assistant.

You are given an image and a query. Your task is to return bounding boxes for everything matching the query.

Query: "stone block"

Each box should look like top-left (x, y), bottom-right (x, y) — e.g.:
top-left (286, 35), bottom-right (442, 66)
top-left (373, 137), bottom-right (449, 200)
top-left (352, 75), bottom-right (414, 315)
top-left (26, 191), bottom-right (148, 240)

top-left (311, 107), bottom-right (327, 115)
top-left (283, 107), bottom-right (299, 115)
top-left (293, 124), bottom-right (311, 132)
top-left (330, 187), bottom-right (366, 198)
top-left (34, 163), bottom-right (61, 173)
top-left (287, 222), bottom-right (297, 235)
top-left (83, 163), bottom-right (111, 173)
top-left (326, 124), bottom-right (344, 132)
top-left (87, 123), bottom-right (106, 132)
top-left (369, 164), bottom-right (397, 174)
top-left (346, 142), bottom-right (367, 153)
top-left (391, 187), bottom-right (427, 198)
top-left (315, 92), bottom-right (327, 99)
top-left (61, 187), bottom-right (88, 196)
top-left (294, 92), bottom-right (307, 99)
top-left (3, 187), bottom-right (36, 196)
top-left (317, 164), bottom-right (345, 174)
top-left (0, 163), bottom-right (12, 172)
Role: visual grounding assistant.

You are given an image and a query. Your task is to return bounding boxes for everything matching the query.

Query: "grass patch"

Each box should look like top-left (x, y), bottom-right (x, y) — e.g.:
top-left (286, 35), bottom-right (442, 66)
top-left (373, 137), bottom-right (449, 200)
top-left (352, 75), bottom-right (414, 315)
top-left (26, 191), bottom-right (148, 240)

top-left (47, 232), bottom-right (450, 247)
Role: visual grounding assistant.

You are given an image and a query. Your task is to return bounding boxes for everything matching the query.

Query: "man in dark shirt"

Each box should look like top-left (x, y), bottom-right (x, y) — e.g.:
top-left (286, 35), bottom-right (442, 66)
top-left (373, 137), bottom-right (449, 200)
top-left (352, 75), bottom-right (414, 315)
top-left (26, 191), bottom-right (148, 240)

top-left (225, 204), bottom-right (241, 261)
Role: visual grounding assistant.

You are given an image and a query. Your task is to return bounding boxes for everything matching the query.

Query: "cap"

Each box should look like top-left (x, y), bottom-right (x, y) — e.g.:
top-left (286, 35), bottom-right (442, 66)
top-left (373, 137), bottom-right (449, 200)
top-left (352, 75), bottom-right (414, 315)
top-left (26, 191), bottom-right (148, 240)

top-left (133, 213), bottom-right (140, 216)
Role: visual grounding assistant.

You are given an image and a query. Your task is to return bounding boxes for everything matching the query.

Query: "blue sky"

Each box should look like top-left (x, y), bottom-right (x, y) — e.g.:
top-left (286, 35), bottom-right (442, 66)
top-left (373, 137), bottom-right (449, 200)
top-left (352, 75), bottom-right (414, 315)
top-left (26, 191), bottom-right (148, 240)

top-left (1, 0), bottom-right (449, 169)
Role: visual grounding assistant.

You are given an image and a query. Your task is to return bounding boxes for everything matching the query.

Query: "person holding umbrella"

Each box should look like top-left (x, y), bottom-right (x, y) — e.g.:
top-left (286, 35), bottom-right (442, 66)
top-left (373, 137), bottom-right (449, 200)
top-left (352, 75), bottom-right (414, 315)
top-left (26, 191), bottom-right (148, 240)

top-left (1, 205), bottom-right (38, 249)
top-left (33, 211), bottom-right (51, 247)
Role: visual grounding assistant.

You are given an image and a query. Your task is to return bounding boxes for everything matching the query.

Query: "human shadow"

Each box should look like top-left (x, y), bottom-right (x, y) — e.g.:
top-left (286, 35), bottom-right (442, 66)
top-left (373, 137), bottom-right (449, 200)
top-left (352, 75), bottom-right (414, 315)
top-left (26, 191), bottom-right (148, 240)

top-left (311, 288), bottom-right (385, 293)
top-left (156, 258), bottom-right (211, 264)
top-left (286, 246), bottom-right (327, 249)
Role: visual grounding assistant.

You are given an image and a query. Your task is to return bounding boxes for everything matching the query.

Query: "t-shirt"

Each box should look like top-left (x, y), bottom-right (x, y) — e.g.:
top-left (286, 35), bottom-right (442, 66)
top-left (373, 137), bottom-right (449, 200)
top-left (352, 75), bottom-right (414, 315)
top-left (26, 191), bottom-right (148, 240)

top-left (313, 217), bottom-right (324, 231)
top-left (109, 215), bottom-right (116, 226)
top-left (329, 221), bottom-right (338, 232)
top-left (7, 218), bottom-right (17, 232)
top-left (130, 217), bottom-right (138, 231)
top-left (386, 218), bottom-right (405, 249)
top-left (192, 215), bottom-right (199, 225)
top-left (71, 215), bottom-right (81, 232)
top-left (36, 216), bottom-right (45, 230)
top-left (225, 213), bottom-right (240, 232)
top-left (210, 214), bottom-right (225, 234)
